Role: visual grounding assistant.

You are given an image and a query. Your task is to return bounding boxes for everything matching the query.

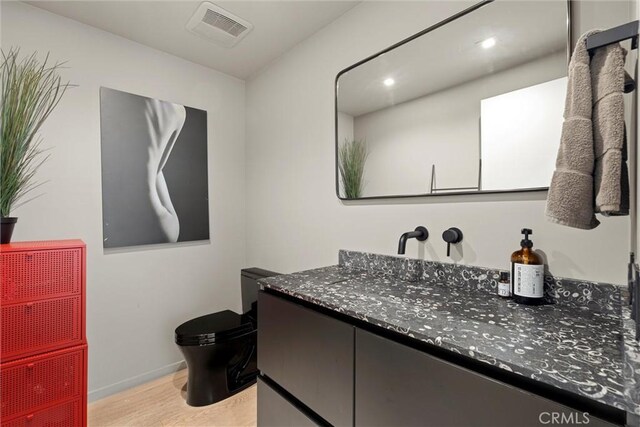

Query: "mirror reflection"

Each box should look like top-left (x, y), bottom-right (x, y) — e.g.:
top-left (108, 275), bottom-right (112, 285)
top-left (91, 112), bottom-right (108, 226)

top-left (336, 0), bottom-right (569, 199)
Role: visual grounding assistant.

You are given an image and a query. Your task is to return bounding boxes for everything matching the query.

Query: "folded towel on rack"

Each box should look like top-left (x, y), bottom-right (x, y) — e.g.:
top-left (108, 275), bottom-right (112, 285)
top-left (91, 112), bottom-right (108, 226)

top-left (546, 30), bottom-right (630, 229)
top-left (592, 43), bottom-right (629, 216)
top-left (546, 31), bottom-right (599, 229)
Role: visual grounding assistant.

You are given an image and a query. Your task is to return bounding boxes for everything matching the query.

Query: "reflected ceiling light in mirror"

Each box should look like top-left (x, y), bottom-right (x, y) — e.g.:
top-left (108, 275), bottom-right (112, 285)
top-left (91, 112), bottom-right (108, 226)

top-left (383, 78), bottom-right (395, 87)
top-left (480, 37), bottom-right (496, 49)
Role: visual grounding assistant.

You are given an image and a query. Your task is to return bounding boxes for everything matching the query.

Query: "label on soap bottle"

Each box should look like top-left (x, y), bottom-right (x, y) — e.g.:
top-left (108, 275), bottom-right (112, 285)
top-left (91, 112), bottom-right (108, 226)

top-left (513, 263), bottom-right (544, 298)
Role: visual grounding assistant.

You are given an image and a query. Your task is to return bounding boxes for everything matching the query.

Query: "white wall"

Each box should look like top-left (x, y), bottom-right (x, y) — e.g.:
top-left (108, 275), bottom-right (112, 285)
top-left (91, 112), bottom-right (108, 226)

top-left (246, 0), bottom-right (631, 285)
top-left (1, 2), bottom-right (246, 400)
top-left (352, 52), bottom-right (566, 196)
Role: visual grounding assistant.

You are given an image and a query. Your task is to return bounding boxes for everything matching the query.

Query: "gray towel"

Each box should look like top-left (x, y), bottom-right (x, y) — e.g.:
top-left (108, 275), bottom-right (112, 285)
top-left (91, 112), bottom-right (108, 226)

top-left (546, 31), bottom-right (630, 229)
top-left (592, 43), bottom-right (629, 216)
top-left (546, 31), bottom-right (599, 229)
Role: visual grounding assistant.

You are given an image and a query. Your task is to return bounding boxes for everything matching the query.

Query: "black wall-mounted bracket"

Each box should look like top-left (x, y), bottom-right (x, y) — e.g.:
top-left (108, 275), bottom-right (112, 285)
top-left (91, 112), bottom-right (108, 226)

top-left (586, 20), bottom-right (639, 53)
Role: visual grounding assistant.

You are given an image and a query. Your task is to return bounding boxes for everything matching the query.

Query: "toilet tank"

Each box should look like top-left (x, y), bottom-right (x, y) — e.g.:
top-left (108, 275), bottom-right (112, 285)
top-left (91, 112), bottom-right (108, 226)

top-left (240, 268), bottom-right (280, 316)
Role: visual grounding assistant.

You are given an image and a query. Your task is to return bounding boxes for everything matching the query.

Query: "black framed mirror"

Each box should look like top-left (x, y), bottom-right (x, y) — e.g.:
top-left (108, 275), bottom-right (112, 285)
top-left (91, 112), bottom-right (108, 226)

top-left (335, 0), bottom-right (571, 200)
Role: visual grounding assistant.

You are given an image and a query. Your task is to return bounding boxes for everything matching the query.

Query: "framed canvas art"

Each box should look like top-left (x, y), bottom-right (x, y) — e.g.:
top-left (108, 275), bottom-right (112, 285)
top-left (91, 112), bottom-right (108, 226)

top-left (100, 87), bottom-right (210, 249)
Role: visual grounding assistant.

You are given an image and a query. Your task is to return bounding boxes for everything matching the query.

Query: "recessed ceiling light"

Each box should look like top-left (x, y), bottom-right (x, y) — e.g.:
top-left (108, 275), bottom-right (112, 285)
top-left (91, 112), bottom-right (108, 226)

top-left (383, 78), bottom-right (395, 87)
top-left (480, 37), bottom-right (496, 49)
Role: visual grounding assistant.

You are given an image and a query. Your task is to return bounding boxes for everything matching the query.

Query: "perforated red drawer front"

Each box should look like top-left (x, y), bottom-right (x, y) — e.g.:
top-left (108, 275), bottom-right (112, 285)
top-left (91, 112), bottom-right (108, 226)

top-left (2, 296), bottom-right (82, 361)
top-left (1, 249), bottom-right (81, 304)
top-left (3, 399), bottom-right (80, 427)
top-left (1, 347), bottom-right (84, 419)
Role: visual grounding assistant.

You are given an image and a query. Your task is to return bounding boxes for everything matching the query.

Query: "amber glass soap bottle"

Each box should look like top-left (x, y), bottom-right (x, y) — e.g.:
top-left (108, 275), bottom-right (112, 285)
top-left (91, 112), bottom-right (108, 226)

top-left (510, 228), bottom-right (544, 305)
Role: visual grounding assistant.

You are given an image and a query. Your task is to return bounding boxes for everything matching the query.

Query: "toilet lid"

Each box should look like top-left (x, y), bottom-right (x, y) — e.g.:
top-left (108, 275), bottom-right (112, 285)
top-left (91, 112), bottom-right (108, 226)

top-left (175, 310), bottom-right (254, 346)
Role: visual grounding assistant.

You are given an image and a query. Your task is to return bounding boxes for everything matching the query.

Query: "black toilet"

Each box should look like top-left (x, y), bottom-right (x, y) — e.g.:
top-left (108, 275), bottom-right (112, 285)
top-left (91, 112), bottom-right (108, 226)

top-left (175, 268), bottom-right (279, 406)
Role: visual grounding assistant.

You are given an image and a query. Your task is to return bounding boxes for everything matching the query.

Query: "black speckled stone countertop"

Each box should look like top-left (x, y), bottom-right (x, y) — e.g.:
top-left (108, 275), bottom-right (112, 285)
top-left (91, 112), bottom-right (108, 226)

top-left (258, 250), bottom-right (640, 416)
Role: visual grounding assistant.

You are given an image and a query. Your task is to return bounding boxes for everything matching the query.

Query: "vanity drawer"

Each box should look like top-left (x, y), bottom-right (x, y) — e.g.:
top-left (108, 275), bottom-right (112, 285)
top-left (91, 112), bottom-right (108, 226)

top-left (1, 249), bottom-right (83, 304)
top-left (1, 296), bottom-right (82, 362)
top-left (3, 398), bottom-right (82, 427)
top-left (258, 292), bottom-right (354, 427)
top-left (258, 377), bottom-right (319, 427)
top-left (355, 329), bottom-right (617, 427)
top-left (1, 345), bottom-right (86, 420)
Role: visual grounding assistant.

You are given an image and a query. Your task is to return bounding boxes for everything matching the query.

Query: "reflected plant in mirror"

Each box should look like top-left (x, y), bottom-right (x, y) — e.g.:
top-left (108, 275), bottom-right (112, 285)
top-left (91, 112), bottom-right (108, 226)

top-left (338, 138), bottom-right (368, 199)
top-left (335, 0), bottom-right (570, 199)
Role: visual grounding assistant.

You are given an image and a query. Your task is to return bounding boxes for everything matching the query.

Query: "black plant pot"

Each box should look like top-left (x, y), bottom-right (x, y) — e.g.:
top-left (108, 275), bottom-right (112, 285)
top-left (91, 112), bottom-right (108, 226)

top-left (1, 217), bottom-right (18, 244)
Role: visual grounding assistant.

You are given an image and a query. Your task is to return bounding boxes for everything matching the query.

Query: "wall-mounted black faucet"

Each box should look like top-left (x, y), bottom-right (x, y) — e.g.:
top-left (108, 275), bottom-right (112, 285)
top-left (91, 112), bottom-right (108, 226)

top-left (398, 226), bottom-right (429, 255)
top-left (442, 227), bottom-right (463, 257)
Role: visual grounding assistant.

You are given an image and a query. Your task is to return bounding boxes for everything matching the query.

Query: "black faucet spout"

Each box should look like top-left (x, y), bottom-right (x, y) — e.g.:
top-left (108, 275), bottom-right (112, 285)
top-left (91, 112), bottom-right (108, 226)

top-left (398, 226), bottom-right (429, 254)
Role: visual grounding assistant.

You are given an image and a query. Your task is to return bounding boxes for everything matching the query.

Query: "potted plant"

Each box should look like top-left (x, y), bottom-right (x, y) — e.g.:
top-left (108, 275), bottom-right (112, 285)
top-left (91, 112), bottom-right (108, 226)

top-left (0, 49), bottom-right (71, 243)
top-left (338, 138), bottom-right (368, 199)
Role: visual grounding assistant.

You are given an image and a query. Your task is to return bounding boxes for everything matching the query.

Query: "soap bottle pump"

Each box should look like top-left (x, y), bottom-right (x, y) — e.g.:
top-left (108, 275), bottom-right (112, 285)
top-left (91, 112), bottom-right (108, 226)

top-left (510, 228), bottom-right (545, 305)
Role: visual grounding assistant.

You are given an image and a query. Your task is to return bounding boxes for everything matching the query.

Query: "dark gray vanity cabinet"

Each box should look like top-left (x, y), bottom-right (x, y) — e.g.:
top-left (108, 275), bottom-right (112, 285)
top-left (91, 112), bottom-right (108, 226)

top-left (354, 329), bottom-right (616, 427)
top-left (258, 292), bottom-right (354, 426)
top-left (257, 378), bottom-right (318, 427)
top-left (258, 291), bottom-right (620, 427)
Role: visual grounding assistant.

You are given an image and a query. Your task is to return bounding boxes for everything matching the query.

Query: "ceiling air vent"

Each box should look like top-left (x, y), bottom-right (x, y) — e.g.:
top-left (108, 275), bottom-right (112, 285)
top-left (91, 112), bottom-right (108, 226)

top-left (186, 2), bottom-right (253, 48)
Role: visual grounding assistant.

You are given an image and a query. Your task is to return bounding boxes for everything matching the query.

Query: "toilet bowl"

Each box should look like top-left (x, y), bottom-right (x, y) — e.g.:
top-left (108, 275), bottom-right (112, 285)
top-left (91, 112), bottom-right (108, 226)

top-left (175, 268), bottom-right (279, 406)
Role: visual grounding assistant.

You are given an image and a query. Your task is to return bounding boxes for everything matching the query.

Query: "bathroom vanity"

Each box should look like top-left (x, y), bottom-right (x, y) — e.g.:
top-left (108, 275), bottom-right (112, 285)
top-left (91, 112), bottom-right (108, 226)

top-left (256, 251), bottom-right (640, 427)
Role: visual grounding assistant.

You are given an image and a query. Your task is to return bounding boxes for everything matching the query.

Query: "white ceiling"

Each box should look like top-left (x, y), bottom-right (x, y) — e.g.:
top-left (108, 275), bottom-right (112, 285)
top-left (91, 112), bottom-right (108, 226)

top-left (26, 0), bottom-right (360, 79)
top-left (338, 0), bottom-right (568, 117)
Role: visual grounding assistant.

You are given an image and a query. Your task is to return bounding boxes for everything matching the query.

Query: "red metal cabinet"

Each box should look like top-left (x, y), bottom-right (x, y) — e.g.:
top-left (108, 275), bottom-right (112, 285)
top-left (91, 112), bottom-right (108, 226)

top-left (1, 240), bottom-right (87, 427)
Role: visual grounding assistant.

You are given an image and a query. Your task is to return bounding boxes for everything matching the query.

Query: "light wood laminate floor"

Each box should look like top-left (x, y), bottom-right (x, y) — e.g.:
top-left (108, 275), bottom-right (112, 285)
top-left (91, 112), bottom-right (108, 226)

top-left (88, 369), bottom-right (257, 426)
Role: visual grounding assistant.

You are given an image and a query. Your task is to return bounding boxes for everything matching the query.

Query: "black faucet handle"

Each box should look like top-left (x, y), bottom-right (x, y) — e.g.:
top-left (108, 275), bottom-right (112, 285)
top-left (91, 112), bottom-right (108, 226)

top-left (442, 227), bottom-right (463, 257)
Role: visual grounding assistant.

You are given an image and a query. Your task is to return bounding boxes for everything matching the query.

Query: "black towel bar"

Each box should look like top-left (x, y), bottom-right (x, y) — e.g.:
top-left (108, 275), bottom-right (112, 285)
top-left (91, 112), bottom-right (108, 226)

top-left (586, 20), bottom-right (639, 53)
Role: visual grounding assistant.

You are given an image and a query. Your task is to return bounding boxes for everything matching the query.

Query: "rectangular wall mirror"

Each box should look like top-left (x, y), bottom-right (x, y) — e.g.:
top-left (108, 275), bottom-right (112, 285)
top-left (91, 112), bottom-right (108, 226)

top-left (335, 0), bottom-right (570, 200)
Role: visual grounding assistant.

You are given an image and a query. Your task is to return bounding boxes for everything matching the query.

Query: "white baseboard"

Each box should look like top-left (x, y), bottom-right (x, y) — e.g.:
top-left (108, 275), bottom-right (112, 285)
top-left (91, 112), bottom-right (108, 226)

top-left (88, 360), bottom-right (187, 402)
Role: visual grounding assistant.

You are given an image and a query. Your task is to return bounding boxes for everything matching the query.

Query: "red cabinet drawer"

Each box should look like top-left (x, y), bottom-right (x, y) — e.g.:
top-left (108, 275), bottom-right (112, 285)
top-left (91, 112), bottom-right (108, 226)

top-left (3, 398), bottom-right (81, 427)
top-left (1, 249), bottom-right (82, 304)
top-left (1, 346), bottom-right (85, 420)
top-left (1, 296), bottom-right (82, 362)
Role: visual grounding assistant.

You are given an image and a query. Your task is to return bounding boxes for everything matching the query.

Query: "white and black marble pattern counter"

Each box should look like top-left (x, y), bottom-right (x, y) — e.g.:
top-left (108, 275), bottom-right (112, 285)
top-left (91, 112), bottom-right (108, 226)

top-left (258, 250), bottom-right (640, 416)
